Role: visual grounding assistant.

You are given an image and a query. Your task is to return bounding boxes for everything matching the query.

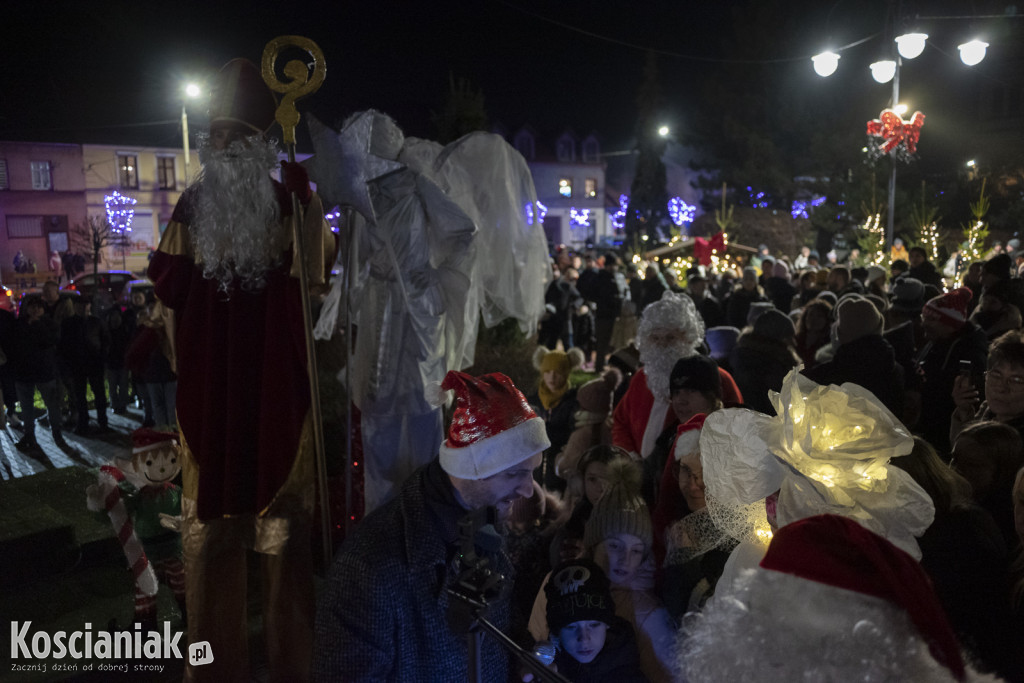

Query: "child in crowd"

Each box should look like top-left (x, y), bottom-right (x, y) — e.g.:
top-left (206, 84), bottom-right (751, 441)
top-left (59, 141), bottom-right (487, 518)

top-left (540, 558), bottom-right (646, 683)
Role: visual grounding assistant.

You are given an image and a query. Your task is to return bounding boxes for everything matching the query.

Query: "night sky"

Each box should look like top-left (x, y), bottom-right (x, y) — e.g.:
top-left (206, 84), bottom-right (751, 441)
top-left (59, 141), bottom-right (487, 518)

top-left (0, 0), bottom-right (758, 150)
top-left (0, 0), bottom-right (1016, 159)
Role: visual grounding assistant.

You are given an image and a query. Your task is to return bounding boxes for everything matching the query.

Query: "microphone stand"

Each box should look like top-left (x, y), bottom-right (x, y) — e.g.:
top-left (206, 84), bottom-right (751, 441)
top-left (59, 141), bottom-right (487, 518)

top-left (447, 508), bottom-right (570, 683)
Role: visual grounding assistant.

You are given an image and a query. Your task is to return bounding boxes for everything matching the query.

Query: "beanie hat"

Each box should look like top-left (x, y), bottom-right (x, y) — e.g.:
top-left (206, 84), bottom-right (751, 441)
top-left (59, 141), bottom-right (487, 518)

top-left (131, 427), bottom-right (178, 455)
top-left (583, 459), bottom-right (652, 552)
top-left (576, 368), bottom-right (622, 415)
top-left (208, 58), bottom-right (278, 135)
top-left (808, 250), bottom-right (820, 262)
top-left (670, 355), bottom-right (721, 397)
top-left (746, 301), bottom-right (775, 327)
top-left (922, 288), bottom-right (973, 330)
top-left (982, 253), bottom-right (1012, 281)
top-left (439, 371), bottom-right (550, 479)
top-left (545, 559), bottom-right (617, 633)
top-left (533, 347), bottom-right (585, 375)
top-left (761, 514), bottom-right (966, 681)
top-left (816, 290), bottom-right (838, 308)
top-left (705, 326), bottom-right (740, 362)
top-left (753, 309), bottom-right (796, 341)
top-left (773, 261), bottom-right (790, 279)
top-left (673, 413), bottom-right (707, 462)
top-left (742, 266), bottom-right (759, 282)
top-left (866, 265), bottom-right (887, 286)
top-left (891, 277), bottom-right (925, 314)
top-left (836, 296), bottom-right (884, 346)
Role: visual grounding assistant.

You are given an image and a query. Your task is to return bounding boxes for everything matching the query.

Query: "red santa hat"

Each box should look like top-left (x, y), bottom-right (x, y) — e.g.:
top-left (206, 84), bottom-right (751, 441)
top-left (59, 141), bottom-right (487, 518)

top-left (131, 427), bottom-right (178, 456)
top-left (760, 514), bottom-right (965, 681)
top-left (439, 371), bottom-right (550, 480)
top-left (673, 413), bottom-right (707, 461)
top-left (922, 287), bottom-right (972, 330)
top-left (208, 58), bottom-right (278, 135)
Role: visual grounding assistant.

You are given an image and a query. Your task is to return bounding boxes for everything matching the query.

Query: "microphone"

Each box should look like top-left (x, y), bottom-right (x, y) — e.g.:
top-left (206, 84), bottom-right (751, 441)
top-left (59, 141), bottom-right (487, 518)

top-left (531, 641), bottom-right (556, 667)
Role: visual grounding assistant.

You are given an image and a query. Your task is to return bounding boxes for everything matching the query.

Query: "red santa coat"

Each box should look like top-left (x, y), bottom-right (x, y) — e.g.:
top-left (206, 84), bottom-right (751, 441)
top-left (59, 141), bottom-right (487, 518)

top-left (148, 183), bottom-right (333, 520)
top-left (612, 366), bottom-right (742, 457)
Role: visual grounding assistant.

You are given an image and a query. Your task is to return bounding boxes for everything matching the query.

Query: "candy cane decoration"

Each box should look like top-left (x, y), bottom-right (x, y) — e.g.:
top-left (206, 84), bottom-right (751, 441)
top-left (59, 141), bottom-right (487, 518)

top-left (87, 465), bottom-right (158, 598)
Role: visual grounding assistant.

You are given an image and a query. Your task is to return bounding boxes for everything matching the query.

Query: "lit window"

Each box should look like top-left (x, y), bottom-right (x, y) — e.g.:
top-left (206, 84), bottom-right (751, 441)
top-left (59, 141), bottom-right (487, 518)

top-left (157, 156), bottom-right (176, 190)
top-left (118, 154), bottom-right (138, 189)
top-left (559, 178), bottom-right (572, 198)
top-left (30, 161), bottom-right (52, 190)
top-left (585, 178), bottom-right (597, 198)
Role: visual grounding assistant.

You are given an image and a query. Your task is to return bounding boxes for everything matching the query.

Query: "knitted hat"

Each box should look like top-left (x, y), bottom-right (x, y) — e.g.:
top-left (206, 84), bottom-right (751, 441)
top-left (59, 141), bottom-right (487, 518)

top-left (761, 514), bottom-right (965, 681)
top-left (773, 261), bottom-right (790, 279)
top-left (670, 355), bottom-right (721, 397)
top-left (866, 265), bottom-right (887, 286)
top-left (891, 277), bottom-right (925, 314)
top-left (533, 347), bottom-right (585, 375)
top-left (673, 413), bottom-right (707, 462)
top-left (836, 296), bottom-right (884, 346)
top-left (922, 288), bottom-right (973, 330)
top-left (705, 326), bottom-right (740, 362)
top-left (576, 368), bottom-right (622, 415)
top-left (131, 427), bottom-right (178, 455)
top-left (753, 309), bottom-right (796, 341)
top-left (583, 459), bottom-right (652, 551)
top-left (545, 559), bottom-right (617, 632)
top-left (439, 371), bottom-right (550, 479)
top-left (982, 253), bottom-right (1012, 280)
top-left (817, 290), bottom-right (838, 308)
top-left (208, 58), bottom-right (278, 135)
top-left (742, 266), bottom-right (758, 282)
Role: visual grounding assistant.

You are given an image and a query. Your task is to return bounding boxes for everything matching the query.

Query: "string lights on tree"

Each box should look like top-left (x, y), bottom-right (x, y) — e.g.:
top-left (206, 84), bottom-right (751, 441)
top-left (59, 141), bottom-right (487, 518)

top-left (668, 196), bottom-right (696, 227)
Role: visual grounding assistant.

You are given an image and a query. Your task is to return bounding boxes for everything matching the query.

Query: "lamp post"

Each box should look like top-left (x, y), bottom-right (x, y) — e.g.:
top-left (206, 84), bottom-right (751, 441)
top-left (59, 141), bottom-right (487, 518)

top-left (181, 83), bottom-right (201, 187)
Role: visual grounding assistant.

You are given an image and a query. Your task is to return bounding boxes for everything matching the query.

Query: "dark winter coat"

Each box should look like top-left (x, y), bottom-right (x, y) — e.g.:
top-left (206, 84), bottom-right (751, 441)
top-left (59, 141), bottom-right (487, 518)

top-left (689, 291), bottom-right (725, 329)
top-left (313, 460), bottom-right (514, 682)
top-left (590, 269), bottom-right (627, 321)
top-left (550, 616), bottom-right (648, 683)
top-left (60, 313), bottom-right (110, 374)
top-left (728, 333), bottom-right (799, 415)
top-left (764, 276), bottom-right (797, 314)
top-left (12, 314), bottom-right (60, 383)
top-left (802, 334), bottom-right (905, 418)
top-left (908, 260), bottom-right (944, 288)
top-left (529, 387), bottom-right (579, 491)
top-left (725, 286), bottom-right (768, 330)
top-left (915, 322), bottom-right (989, 454)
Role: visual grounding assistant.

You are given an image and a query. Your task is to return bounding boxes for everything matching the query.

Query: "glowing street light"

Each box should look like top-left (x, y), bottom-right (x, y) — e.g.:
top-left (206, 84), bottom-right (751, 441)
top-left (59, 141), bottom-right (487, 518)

top-left (812, 51), bottom-right (840, 77)
top-left (959, 40), bottom-right (989, 66)
top-left (895, 33), bottom-right (928, 59)
top-left (181, 83), bottom-right (202, 186)
top-left (658, 125), bottom-right (670, 137)
top-left (869, 60), bottom-right (896, 83)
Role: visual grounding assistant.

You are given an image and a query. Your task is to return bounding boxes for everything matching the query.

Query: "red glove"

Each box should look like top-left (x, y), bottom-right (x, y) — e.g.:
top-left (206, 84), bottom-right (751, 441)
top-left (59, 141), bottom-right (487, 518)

top-left (280, 161), bottom-right (311, 205)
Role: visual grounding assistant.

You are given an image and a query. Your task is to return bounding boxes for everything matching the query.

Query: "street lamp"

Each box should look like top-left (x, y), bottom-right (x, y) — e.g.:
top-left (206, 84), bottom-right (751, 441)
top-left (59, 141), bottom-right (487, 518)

top-left (895, 33), bottom-right (928, 59)
top-left (812, 51), bottom-right (840, 77)
top-left (181, 83), bottom-right (201, 187)
top-left (658, 125), bottom-right (670, 137)
top-left (958, 39), bottom-right (989, 66)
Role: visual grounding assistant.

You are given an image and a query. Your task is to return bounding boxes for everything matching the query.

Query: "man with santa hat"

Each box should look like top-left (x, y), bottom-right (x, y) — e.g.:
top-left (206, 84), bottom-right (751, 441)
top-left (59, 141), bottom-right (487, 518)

top-left (313, 370), bottom-right (550, 681)
top-left (612, 290), bottom-right (741, 461)
top-left (148, 57), bottom-right (333, 680)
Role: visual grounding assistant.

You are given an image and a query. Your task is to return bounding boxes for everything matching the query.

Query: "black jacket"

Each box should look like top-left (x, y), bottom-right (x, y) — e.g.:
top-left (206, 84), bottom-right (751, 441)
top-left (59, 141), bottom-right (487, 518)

top-left (13, 315), bottom-right (60, 383)
top-left (803, 334), bottom-right (905, 418)
top-left (551, 616), bottom-right (647, 683)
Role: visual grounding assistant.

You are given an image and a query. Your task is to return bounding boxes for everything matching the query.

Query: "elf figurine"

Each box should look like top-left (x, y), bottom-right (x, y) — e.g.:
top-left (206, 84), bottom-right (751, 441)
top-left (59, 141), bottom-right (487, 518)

top-left (86, 428), bottom-right (185, 630)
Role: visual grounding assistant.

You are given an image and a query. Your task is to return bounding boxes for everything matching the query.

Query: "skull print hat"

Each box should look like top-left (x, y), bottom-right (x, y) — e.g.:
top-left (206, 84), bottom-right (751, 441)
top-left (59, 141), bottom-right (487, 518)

top-left (545, 558), bottom-right (617, 632)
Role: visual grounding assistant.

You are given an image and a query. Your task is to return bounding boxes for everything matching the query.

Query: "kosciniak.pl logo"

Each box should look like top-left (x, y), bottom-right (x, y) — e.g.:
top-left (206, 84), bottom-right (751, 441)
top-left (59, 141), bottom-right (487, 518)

top-left (9, 621), bottom-right (193, 673)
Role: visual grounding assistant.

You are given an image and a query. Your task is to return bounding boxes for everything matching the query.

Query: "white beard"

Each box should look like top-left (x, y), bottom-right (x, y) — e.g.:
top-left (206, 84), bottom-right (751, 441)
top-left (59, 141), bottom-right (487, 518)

top-left (192, 134), bottom-right (286, 292)
top-left (641, 342), bottom-right (696, 402)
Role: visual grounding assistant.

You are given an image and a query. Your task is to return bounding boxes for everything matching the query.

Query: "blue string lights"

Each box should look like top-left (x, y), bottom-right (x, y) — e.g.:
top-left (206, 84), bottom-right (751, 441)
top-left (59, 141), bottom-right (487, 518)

top-left (104, 191), bottom-right (137, 235)
top-left (668, 197), bottom-right (696, 226)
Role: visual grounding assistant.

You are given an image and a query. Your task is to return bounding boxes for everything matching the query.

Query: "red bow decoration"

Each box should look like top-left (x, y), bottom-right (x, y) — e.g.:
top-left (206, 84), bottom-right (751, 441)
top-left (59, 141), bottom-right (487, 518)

top-left (693, 232), bottom-right (727, 266)
top-left (866, 109), bottom-right (926, 155)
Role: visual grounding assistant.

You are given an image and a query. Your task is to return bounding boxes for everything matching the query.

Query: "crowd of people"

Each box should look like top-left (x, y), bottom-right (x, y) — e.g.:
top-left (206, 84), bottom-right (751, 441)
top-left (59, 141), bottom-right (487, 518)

top-left (1, 279), bottom-right (177, 453)
top-left (316, 241), bottom-right (1024, 681)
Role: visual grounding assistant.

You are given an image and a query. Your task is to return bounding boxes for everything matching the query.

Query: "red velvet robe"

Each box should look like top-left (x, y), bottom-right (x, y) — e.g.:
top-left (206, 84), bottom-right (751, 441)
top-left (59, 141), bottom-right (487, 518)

top-left (149, 183), bottom-right (332, 520)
